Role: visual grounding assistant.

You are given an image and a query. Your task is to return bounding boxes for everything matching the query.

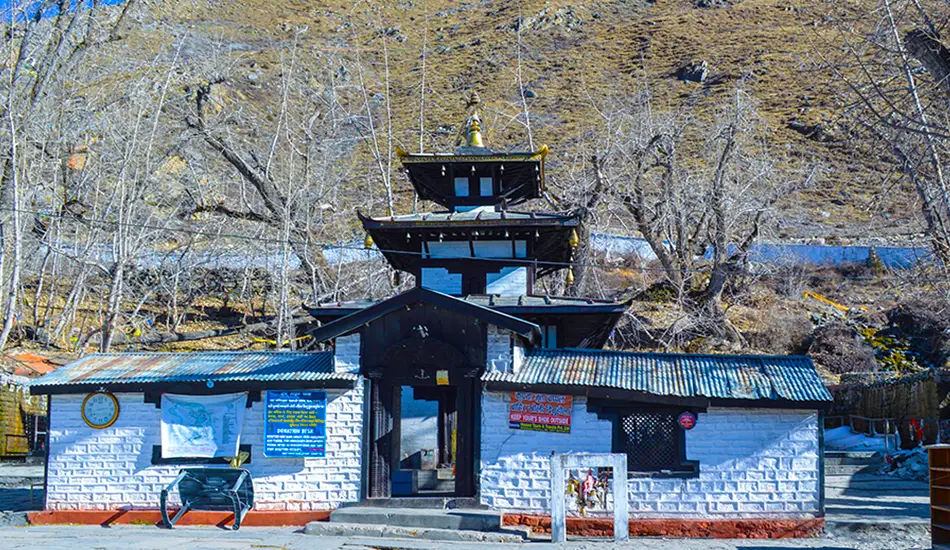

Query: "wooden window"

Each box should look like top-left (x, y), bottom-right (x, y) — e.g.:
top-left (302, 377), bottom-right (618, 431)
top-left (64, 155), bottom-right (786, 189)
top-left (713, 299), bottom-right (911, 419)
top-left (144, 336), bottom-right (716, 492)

top-left (454, 177), bottom-right (470, 197)
top-left (479, 177), bottom-right (493, 196)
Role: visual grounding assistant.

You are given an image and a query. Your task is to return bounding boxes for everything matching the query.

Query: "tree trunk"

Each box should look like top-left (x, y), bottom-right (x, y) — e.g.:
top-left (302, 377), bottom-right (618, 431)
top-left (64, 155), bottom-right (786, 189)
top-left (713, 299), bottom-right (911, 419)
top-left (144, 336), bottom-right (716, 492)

top-left (905, 28), bottom-right (950, 98)
top-left (100, 263), bottom-right (125, 352)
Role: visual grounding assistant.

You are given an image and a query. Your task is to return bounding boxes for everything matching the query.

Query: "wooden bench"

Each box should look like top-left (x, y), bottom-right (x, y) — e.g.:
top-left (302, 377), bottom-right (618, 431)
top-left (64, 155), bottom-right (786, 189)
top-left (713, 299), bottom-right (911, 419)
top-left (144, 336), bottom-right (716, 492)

top-left (160, 468), bottom-right (254, 530)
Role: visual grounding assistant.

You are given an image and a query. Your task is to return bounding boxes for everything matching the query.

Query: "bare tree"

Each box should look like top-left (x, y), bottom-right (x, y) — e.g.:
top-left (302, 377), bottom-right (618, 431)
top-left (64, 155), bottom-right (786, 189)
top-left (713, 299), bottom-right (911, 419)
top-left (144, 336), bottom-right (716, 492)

top-left (561, 87), bottom-right (815, 345)
top-left (819, 0), bottom-right (950, 265)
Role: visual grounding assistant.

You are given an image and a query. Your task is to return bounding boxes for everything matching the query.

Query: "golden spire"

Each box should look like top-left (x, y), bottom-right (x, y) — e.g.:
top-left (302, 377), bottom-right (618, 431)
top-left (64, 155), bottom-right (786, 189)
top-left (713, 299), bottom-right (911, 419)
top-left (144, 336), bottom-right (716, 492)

top-left (467, 113), bottom-right (485, 148)
top-left (464, 90), bottom-right (485, 148)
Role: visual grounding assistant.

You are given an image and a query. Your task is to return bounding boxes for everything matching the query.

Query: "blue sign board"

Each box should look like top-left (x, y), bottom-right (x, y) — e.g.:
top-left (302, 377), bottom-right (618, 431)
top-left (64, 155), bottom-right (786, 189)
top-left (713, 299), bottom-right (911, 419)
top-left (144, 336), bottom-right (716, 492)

top-left (264, 390), bottom-right (327, 458)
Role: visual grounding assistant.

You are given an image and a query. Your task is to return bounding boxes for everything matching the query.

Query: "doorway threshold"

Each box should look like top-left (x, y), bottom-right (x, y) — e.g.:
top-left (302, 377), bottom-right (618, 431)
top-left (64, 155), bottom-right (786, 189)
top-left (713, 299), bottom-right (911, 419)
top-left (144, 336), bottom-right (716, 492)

top-left (348, 496), bottom-right (485, 509)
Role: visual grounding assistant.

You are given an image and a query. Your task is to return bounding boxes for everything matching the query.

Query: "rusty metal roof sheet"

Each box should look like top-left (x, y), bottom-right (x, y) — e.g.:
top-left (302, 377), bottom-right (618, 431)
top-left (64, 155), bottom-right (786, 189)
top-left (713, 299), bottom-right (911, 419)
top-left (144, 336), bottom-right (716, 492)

top-left (483, 348), bottom-right (832, 404)
top-left (30, 351), bottom-right (351, 393)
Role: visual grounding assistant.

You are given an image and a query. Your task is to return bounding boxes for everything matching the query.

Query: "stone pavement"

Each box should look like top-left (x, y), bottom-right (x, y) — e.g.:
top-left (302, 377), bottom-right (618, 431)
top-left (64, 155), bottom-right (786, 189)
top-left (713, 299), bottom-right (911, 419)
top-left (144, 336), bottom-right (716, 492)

top-left (0, 524), bottom-right (931, 550)
top-left (823, 472), bottom-right (929, 535)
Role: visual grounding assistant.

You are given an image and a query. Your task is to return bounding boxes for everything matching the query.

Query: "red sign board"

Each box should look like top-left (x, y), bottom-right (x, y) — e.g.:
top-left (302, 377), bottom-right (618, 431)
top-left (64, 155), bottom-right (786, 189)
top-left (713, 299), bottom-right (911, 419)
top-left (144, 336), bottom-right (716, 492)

top-left (508, 392), bottom-right (572, 434)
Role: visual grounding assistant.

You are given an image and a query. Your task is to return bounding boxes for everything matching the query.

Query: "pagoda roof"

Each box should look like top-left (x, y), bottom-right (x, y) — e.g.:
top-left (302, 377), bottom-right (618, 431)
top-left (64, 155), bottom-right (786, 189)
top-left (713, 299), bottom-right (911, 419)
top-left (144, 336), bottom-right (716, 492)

top-left (396, 93), bottom-right (549, 209)
top-left (358, 209), bottom-right (578, 228)
top-left (309, 294), bottom-right (626, 315)
top-left (396, 146), bottom-right (548, 165)
top-left (307, 294), bottom-right (627, 349)
top-left (307, 287), bottom-right (542, 346)
top-left (359, 209), bottom-right (579, 277)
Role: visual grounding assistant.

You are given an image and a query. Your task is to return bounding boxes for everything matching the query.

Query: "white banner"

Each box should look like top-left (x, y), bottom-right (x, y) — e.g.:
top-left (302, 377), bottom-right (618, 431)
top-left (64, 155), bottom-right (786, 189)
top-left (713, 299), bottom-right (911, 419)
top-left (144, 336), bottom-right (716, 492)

top-left (161, 393), bottom-right (246, 458)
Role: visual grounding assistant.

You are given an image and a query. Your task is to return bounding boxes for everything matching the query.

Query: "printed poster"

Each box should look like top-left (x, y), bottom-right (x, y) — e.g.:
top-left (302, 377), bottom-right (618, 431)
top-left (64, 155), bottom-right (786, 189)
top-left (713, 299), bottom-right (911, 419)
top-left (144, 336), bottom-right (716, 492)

top-left (264, 390), bottom-right (327, 458)
top-left (508, 392), bottom-right (572, 434)
top-left (161, 393), bottom-right (246, 458)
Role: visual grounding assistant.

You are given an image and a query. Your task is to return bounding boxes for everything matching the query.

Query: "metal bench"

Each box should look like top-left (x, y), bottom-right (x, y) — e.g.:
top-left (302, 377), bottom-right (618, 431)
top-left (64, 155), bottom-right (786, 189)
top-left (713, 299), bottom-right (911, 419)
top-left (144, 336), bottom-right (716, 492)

top-left (160, 468), bottom-right (254, 530)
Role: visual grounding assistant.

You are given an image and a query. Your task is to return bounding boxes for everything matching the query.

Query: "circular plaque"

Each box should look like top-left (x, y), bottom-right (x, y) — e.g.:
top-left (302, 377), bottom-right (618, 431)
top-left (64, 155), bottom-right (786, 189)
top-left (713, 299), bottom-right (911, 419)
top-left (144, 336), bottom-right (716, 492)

top-left (82, 392), bottom-right (120, 429)
top-left (678, 411), bottom-right (697, 430)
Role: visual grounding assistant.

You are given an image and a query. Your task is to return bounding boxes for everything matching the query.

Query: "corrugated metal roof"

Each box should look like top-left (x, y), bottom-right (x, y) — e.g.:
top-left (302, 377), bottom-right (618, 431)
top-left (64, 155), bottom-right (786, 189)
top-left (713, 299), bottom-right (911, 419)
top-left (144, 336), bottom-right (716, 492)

top-left (483, 348), bottom-right (832, 403)
top-left (30, 351), bottom-right (351, 390)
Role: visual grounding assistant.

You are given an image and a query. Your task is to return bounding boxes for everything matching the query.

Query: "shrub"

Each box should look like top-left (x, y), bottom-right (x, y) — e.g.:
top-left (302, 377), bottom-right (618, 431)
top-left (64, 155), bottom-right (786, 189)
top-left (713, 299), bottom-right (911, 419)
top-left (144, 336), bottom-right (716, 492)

top-left (808, 323), bottom-right (877, 374)
top-left (748, 311), bottom-right (813, 355)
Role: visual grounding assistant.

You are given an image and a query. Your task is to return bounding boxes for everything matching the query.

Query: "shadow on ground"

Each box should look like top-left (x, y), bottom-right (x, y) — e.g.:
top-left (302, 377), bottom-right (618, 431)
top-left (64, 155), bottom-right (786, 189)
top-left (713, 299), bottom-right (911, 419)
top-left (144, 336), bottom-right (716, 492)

top-left (0, 488), bottom-right (43, 512)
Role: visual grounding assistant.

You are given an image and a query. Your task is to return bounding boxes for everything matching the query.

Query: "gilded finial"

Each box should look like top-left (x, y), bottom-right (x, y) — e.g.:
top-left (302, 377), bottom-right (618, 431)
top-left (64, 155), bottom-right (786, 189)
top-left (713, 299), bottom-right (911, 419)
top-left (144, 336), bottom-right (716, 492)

top-left (462, 90), bottom-right (486, 148)
top-left (467, 90), bottom-right (481, 109)
top-left (466, 113), bottom-right (485, 148)
top-left (364, 233), bottom-right (374, 249)
top-left (565, 267), bottom-right (575, 286)
top-left (568, 229), bottom-right (580, 248)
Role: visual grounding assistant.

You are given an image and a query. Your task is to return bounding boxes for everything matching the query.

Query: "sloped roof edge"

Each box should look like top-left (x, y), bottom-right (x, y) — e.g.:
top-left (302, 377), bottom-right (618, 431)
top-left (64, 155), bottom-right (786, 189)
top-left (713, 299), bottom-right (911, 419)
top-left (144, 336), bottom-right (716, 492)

top-left (309, 287), bottom-right (542, 345)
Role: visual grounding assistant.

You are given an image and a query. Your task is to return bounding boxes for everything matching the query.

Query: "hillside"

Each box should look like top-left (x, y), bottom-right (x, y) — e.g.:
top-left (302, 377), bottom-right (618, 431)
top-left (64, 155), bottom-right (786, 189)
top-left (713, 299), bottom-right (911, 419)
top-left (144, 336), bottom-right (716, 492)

top-left (117, 0), bottom-right (917, 243)
top-left (0, 0), bottom-right (945, 378)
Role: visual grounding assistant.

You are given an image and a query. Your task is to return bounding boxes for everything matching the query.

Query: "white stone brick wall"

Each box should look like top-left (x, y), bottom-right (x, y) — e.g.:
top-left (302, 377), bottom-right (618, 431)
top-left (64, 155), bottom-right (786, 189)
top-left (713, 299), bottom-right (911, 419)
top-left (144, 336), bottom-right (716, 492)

top-left (486, 325), bottom-right (512, 373)
top-left (486, 267), bottom-right (528, 296)
top-left (420, 267), bottom-right (462, 294)
top-left (479, 391), bottom-right (821, 518)
top-left (334, 334), bottom-right (361, 374)
top-left (480, 392), bottom-right (612, 511)
top-left (46, 383), bottom-right (364, 512)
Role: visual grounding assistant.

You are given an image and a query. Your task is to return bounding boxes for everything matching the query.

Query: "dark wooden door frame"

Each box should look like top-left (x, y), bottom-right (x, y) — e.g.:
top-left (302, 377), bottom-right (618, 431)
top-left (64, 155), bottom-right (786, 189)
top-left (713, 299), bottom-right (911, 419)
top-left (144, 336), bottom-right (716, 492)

top-left (365, 366), bottom-right (480, 499)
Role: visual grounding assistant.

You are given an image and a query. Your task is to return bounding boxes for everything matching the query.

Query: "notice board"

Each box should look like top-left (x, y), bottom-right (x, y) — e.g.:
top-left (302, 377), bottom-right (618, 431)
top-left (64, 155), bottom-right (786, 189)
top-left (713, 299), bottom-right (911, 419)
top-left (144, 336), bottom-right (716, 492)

top-left (508, 392), bottom-right (572, 433)
top-left (264, 390), bottom-right (327, 457)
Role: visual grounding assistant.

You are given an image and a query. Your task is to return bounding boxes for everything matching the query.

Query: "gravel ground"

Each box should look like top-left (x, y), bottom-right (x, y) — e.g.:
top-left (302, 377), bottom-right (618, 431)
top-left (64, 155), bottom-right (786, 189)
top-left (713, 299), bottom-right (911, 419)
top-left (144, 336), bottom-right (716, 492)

top-left (0, 524), bottom-right (931, 550)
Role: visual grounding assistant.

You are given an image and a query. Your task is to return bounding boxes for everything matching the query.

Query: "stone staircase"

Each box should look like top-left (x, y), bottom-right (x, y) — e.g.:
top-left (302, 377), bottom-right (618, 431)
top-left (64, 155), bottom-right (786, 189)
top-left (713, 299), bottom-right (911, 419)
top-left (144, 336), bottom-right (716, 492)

top-left (823, 449), bottom-right (931, 534)
top-left (305, 506), bottom-right (526, 543)
top-left (824, 450), bottom-right (885, 476)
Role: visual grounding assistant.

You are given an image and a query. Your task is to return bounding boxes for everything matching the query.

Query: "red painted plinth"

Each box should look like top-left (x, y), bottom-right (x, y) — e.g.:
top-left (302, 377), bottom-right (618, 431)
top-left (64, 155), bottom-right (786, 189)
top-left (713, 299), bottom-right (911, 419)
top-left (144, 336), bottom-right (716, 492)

top-left (503, 514), bottom-right (825, 538)
top-left (27, 509), bottom-right (331, 528)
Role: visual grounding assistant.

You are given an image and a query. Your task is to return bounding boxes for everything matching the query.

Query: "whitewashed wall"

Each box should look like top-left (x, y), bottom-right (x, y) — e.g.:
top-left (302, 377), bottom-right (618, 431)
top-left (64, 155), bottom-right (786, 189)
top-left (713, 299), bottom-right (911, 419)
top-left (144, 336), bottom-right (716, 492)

top-left (333, 334), bottom-right (361, 374)
top-left (420, 267), bottom-right (462, 294)
top-left (45, 384), bottom-right (364, 512)
top-left (486, 267), bottom-right (527, 296)
top-left (479, 391), bottom-right (821, 518)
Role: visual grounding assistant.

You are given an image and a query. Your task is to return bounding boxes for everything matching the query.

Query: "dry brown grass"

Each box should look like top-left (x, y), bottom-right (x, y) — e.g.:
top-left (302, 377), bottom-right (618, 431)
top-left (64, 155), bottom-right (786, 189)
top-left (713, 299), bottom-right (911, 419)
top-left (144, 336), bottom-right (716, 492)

top-left (105, 0), bottom-right (917, 241)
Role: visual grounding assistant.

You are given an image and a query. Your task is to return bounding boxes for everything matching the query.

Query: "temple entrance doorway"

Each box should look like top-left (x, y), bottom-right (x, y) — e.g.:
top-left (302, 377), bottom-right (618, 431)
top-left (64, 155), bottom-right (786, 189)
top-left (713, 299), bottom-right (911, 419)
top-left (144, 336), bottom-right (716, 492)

top-left (394, 385), bottom-right (458, 496)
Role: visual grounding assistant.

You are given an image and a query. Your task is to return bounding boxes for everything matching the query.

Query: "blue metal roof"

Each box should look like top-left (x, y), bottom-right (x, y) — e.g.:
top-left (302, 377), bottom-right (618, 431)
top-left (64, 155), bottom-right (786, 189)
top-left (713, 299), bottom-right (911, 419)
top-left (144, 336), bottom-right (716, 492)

top-left (483, 348), bottom-right (832, 404)
top-left (30, 351), bottom-right (352, 392)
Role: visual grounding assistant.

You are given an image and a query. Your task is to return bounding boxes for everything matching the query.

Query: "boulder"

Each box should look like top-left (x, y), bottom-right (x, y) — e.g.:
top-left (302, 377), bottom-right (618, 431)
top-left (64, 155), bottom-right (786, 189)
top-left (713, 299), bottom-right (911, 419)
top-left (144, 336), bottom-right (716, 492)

top-left (678, 61), bottom-right (708, 83)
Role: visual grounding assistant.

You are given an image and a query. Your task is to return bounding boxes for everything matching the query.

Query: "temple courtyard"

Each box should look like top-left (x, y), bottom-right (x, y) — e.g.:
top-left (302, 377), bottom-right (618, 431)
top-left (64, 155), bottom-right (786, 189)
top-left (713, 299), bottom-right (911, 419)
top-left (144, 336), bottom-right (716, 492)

top-left (0, 523), bottom-right (930, 550)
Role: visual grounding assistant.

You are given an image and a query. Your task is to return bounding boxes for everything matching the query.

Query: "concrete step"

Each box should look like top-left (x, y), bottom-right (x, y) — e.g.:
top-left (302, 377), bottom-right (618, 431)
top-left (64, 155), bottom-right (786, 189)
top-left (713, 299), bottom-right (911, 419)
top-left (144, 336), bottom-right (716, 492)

top-left (824, 451), bottom-right (883, 466)
top-left (345, 497), bottom-right (483, 509)
top-left (329, 507), bottom-right (503, 532)
top-left (825, 474), bottom-right (930, 492)
top-left (416, 470), bottom-right (455, 492)
top-left (0, 476), bottom-right (43, 488)
top-left (305, 521), bottom-right (525, 543)
top-left (824, 464), bottom-right (881, 476)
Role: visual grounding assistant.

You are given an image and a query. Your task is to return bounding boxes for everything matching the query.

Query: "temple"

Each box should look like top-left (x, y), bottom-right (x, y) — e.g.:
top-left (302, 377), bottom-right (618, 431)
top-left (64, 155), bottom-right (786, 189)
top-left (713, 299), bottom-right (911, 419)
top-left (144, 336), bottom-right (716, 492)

top-left (312, 92), bottom-right (627, 349)
top-left (30, 95), bottom-right (833, 537)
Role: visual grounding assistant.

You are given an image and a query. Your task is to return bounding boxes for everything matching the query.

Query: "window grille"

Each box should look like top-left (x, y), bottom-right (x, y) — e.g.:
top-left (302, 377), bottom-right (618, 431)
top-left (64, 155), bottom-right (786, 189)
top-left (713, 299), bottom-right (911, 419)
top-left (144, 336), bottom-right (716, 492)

top-left (619, 412), bottom-right (681, 472)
